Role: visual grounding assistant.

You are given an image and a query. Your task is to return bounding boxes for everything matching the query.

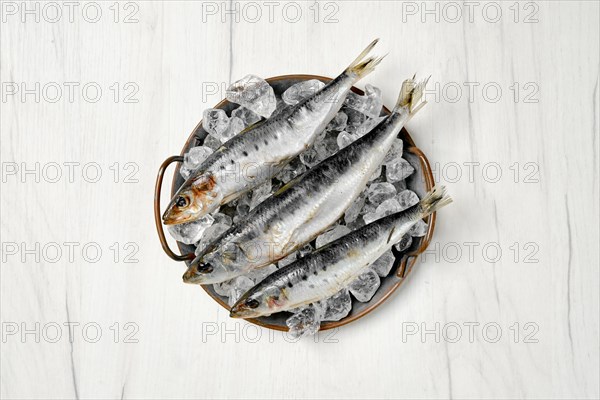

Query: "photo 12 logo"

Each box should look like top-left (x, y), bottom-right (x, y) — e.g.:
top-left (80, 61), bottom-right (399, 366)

top-left (423, 81), bottom-right (540, 104)
top-left (1, 82), bottom-right (140, 104)
top-left (2, 321), bottom-right (140, 344)
top-left (200, 1), bottom-right (340, 24)
top-left (200, 321), bottom-right (340, 343)
top-left (2, 162), bottom-right (139, 184)
top-left (1, 242), bottom-right (139, 264)
top-left (1, 1), bottom-right (140, 24)
top-left (400, 1), bottom-right (540, 24)
top-left (401, 321), bottom-right (540, 344)
top-left (421, 241), bottom-right (540, 265)
top-left (429, 161), bottom-right (541, 185)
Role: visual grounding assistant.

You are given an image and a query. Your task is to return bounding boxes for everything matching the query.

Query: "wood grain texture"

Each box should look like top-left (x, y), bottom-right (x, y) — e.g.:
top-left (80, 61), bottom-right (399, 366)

top-left (1, 1), bottom-right (598, 399)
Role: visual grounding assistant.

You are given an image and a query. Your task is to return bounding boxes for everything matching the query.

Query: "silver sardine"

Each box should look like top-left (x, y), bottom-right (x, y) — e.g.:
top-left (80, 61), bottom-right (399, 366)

top-left (183, 77), bottom-right (428, 285)
top-left (230, 186), bottom-right (452, 318)
top-left (163, 40), bottom-right (383, 225)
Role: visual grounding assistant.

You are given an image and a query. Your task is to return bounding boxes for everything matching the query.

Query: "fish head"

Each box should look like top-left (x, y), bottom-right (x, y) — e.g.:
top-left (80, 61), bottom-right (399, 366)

top-left (230, 285), bottom-right (288, 318)
top-left (162, 173), bottom-right (222, 225)
top-left (182, 255), bottom-right (235, 285)
top-left (184, 235), bottom-right (249, 285)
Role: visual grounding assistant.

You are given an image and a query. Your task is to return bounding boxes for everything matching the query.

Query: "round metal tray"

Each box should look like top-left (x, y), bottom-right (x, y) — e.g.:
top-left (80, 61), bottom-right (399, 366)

top-left (154, 74), bottom-right (436, 331)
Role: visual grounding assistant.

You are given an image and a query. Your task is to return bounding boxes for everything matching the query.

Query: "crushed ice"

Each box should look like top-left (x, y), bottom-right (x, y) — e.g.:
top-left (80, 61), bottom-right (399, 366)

top-left (168, 77), bottom-right (431, 337)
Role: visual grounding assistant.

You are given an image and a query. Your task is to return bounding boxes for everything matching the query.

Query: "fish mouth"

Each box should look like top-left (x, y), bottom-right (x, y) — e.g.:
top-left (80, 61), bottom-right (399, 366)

top-left (162, 209), bottom-right (194, 225)
top-left (182, 260), bottom-right (222, 284)
top-left (230, 295), bottom-right (252, 318)
top-left (182, 268), bottom-right (199, 284)
top-left (229, 305), bottom-right (259, 319)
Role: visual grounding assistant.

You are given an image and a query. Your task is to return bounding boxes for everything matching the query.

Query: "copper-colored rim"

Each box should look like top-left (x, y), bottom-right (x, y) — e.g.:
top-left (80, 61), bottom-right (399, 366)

top-left (154, 74), bottom-right (436, 331)
top-left (154, 156), bottom-right (195, 261)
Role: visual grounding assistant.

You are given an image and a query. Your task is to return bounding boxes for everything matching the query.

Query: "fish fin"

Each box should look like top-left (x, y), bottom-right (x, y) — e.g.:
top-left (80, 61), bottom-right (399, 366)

top-left (419, 185), bottom-right (453, 217)
top-left (238, 118), bottom-right (267, 134)
top-left (345, 39), bottom-right (384, 80)
top-left (387, 226), bottom-right (396, 244)
top-left (394, 75), bottom-right (430, 117)
top-left (274, 173), bottom-right (304, 196)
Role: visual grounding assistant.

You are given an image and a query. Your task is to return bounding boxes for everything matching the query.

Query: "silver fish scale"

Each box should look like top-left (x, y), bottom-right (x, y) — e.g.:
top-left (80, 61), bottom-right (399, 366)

top-left (215, 76), bottom-right (352, 175)
top-left (213, 118), bottom-right (293, 173)
top-left (255, 207), bottom-right (424, 309)
top-left (182, 74), bottom-right (355, 205)
top-left (266, 223), bottom-right (386, 288)
top-left (198, 105), bottom-right (410, 271)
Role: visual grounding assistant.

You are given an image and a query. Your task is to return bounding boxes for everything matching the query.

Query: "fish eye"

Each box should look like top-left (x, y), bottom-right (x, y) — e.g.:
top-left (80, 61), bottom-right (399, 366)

top-left (176, 196), bottom-right (188, 208)
top-left (245, 298), bottom-right (260, 309)
top-left (196, 263), bottom-right (214, 274)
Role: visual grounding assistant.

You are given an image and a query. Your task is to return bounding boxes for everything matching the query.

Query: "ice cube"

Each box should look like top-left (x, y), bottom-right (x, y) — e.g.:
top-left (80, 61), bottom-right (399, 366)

top-left (344, 193), bottom-right (366, 224)
top-left (270, 97), bottom-right (290, 117)
top-left (275, 158), bottom-right (306, 183)
top-left (337, 131), bottom-right (356, 149)
top-left (326, 112), bottom-right (348, 132)
top-left (202, 109), bottom-right (229, 136)
top-left (393, 180), bottom-right (408, 193)
top-left (226, 74), bottom-right (277, 118)
top-left (231, 106), bottom-right (261, 127)
top-left (196, 223), bottom-right (230, 255)
top-left (360, 201), bottom-right (376, 215)
top-left (344, 92), bottom-right (365, 114)
top-left (367, 182), bottom-right (397, 205)
top-left (348, 269), bottom-right (381, 302)
top-left (364, 84), bottom-right (384, 116)
top-left (245, 263), bottom-right (278, 285)
top-left (386, 158), bottom-right (415, 182)
top-left (344, 108), bottom-right (368, 134)
top-left (299, 147), bottom-right (322, 168)
top-left (394, 234), bottom-right (413, 252)
top-left (167, 214), bottom-right (215, 245)
top-left (315, 131), bottom-right (339, 160)
top-left (211, 212), bottom-right (232, 228)
top-left (346, 217), bottom-right (365, 231)
top-left (282, 79), bottom-right (325, 106)
top-left (370, 250), bottom-right (395, 277)
top-left (217, 116), bottom-right (245, 143)
top-left (376, 198), bottom-right (402, 215)
top-left (363, 198), bottom-right (402, 224)
top-left (213, 280), bottom-right (232, 297)
top-left (286, 305), bottom-right (325, 338)
top-left (233, 193), bottom-right (252, 223)
top-left (316, 225), bottom-right (351, 248)
top-left (383, 139), bottom-right (404, 165)
top-left (180, 146), bottom-right (214, 179)
top-left (397, 190), bottom-right (420, 211)
top-left (408, 219), bottom-right (428, 237)
top-left (250, 181), bottom-right (272, 210)
top-left (228, 276), bottom-right (255, 306)
top-left (344, 84), bottom-right (383, 117)
top-left (203, 134), bottom-right (222, 150)
top-left (277, 251), bottom-right (298, 268)
top-left (320, 289), bottom-right (352, 322)
top-left (355, 115), bottom-right (385, 136)
top-left (360, 209), bottom-right (377, 228)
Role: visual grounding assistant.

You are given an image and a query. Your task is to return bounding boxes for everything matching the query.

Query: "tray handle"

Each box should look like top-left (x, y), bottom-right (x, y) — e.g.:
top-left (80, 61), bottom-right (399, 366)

top-left (154, 155), bottom-right (196, 261)
top-left (397, 146), bottom-right (437, 278)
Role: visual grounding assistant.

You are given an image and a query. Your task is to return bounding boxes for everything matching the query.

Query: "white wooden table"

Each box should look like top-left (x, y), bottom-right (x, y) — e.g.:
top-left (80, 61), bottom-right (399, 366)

top-left (1, 1), bottom-right (598, 399)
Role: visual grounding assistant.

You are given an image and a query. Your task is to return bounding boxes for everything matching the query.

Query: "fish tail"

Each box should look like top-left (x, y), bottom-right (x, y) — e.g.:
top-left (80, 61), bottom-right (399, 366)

top-left (345, 39), bottom-right (384, 80)
top-left (394, 74), bottom-right (430, 117)
top-left (418, 185), bottom-right (452, 217)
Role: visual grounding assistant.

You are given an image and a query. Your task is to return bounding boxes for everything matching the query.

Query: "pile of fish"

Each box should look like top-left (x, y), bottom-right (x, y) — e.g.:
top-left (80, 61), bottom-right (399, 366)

top-left (164, 40), bottom-right (452, 337)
